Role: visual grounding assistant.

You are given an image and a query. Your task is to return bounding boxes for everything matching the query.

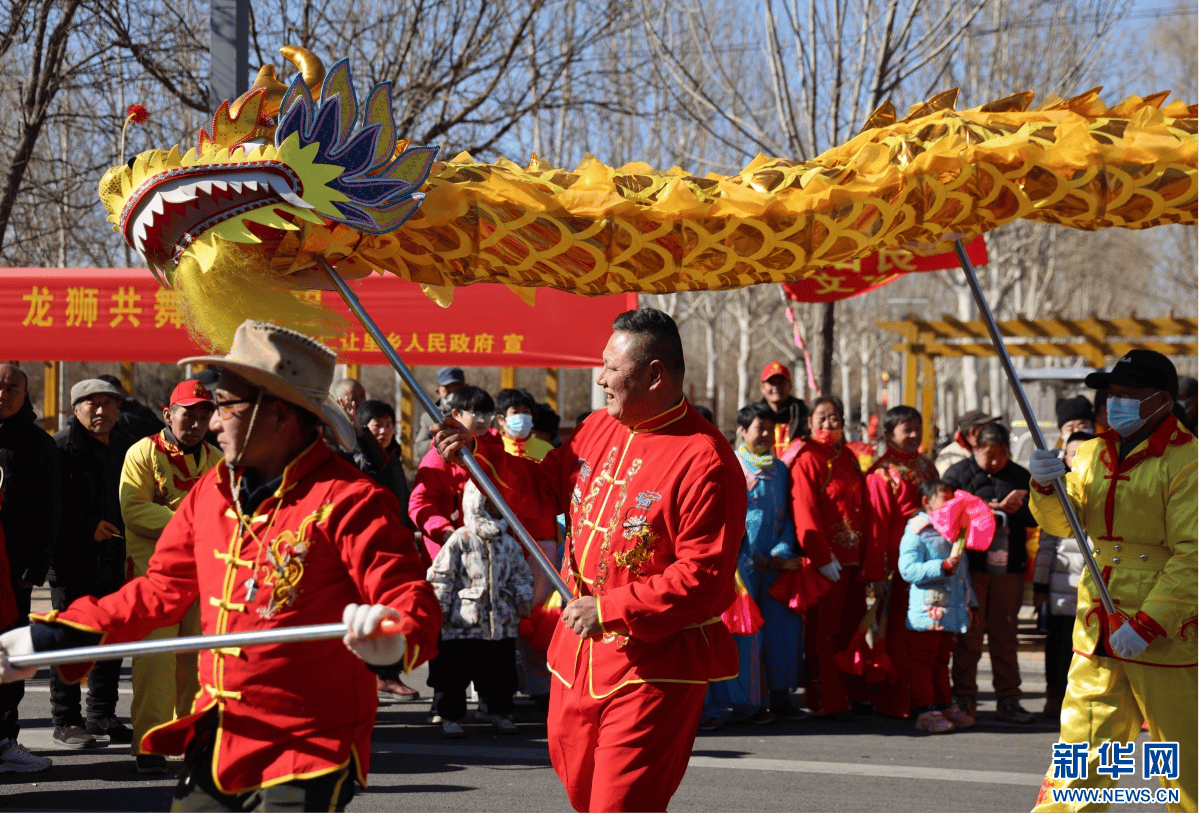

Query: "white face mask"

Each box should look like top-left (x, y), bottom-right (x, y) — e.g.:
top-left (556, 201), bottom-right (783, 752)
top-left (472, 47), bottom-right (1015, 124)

top-left (1106, 394), bottom-right (1166, 438)
top-left (504, 413), bottom-right (533, 439)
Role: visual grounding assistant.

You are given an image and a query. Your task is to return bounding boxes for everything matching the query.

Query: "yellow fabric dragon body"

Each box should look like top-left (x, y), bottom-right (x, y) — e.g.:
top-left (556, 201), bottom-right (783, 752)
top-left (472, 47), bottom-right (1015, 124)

top-left (98, 47), bottom-right (1197, 350)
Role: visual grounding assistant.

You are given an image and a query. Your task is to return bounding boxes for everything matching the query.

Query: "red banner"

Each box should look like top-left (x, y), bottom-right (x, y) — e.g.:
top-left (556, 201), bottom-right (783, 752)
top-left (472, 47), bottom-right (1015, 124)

top-left (0, 268), bottom-right (637, 367)
top-left (781, 236), bottom-right (988, 302)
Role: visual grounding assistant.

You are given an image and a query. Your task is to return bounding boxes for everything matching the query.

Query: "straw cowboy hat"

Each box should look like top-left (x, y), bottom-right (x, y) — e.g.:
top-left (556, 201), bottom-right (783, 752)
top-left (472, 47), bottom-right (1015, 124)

top-left (180, 320), bottom-right (354, 450)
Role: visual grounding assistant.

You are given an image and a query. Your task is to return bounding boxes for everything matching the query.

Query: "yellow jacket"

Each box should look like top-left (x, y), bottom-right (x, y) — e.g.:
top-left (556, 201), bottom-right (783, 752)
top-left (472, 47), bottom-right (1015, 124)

top-left (502, 434), bottom-right (553, 462)
top-left (120, 431), bottom-right (223, 577)
top-left (1031, 415), bottom-right (1197, 667)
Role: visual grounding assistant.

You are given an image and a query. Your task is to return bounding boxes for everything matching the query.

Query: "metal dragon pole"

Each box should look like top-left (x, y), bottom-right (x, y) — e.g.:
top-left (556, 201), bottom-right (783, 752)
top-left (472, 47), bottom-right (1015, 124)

top-left (952, 239), bottom-right (1116, 616)
top-left (316, 257), bottom-right (574, 601)
top-left (6, 621), bottom-right (393, 669)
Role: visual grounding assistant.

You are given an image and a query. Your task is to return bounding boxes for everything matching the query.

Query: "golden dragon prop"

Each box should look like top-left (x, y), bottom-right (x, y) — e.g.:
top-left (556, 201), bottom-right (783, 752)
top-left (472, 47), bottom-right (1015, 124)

top-left (98, 47), bottom-right (1197, 350)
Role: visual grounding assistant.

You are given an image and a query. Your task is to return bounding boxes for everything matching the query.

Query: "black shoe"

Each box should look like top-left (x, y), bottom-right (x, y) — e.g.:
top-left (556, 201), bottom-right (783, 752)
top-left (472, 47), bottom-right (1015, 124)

top-left (135, 754), bottom-right (169, 775)
top-left (53, 724), bottom-right (99, 749)
top-left (772, 703), bottom-right (809, 721)
top-left (851, 701), bottom-right (875, 716)
top-left (86, 717), bottom-right (133, 744)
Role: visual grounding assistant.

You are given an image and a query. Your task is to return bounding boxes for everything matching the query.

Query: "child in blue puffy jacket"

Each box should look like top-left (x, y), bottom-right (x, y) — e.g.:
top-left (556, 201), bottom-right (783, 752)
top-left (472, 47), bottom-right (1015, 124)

top-left (898, 480), bottom-right (978, 734)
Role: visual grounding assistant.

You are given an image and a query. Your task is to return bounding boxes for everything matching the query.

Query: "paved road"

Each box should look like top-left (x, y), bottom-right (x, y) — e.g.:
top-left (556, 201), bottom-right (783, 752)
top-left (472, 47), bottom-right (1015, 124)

top-left (0, 648), bottom-right (1170, 812)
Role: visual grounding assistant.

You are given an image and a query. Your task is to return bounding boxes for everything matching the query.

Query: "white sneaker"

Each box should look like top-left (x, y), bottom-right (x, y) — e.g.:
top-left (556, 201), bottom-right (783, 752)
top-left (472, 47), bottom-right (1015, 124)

top-left (441, 720), bottom-right (464, 739)
top-left (0, 739), bottom-right (52, 773)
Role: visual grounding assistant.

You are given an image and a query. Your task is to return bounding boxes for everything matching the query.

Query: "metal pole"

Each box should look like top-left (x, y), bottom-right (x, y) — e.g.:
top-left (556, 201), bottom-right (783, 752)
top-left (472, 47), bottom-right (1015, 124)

top-left (316, 258), bottom-right (573, 601)
top-left (9, 623), bottom-right (350, 669)
top-left (952, 240), bottom-right (1116, 615)
top-left (209, 0), bottom-right (249, 114)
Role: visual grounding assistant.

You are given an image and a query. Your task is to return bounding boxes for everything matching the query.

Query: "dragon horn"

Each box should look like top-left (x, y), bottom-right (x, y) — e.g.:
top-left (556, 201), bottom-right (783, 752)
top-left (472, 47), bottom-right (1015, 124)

top-left (244, 65), bottom-right (289, 118)
top-left (281, 45), bottom-right (326, 99)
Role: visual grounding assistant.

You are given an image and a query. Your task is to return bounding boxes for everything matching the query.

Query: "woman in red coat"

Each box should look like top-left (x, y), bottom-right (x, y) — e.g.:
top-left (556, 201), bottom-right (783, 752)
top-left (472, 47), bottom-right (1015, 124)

top-left (865, 405), bottom-right (940, 718)
top-left (789, 396), bottom-right (879, 719)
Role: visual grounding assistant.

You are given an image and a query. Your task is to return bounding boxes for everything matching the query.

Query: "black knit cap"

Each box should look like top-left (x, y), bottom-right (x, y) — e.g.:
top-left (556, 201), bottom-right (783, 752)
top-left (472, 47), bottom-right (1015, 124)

top-left (1055, 395), bottom-right (1094, 429)
top-left (1085, 350), bottom-right (1179, 400)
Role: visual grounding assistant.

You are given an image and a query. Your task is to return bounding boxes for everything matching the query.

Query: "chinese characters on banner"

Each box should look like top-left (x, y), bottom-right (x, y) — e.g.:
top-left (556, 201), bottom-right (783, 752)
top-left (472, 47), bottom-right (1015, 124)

top-left (780, 236), bottom-right (989, 303)
top-left (3, 269), bottom-right (637, 366)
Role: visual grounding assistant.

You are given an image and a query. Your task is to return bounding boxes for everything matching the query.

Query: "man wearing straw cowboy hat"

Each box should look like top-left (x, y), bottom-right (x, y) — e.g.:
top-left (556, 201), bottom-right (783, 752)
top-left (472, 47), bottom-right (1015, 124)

top-left (0, 320), bottom-right (441, 811)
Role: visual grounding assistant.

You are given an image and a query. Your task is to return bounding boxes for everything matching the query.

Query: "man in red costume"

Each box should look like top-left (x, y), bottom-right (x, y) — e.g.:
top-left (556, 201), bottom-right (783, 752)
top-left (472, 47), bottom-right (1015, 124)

top-left (864, 405), bottom-right (942, 720)
top-left (0, 321), bottom-right (440, 812)
top-left (434, 308), bottom-right (745, 813)
top-left (789, 395), bottom-right (880, 719)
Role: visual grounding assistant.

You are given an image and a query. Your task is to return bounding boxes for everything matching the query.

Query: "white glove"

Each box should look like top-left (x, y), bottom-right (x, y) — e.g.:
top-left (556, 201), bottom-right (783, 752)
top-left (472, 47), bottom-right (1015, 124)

top-left (342, 603), bottom-right (406, 666)
top-left (1109, 621), bottom-right (1150, 659)
top-left (0, 628), bottom-right (37, 683)
top-left (1029, 449), bottom-right (1067, 487)
top-left (817, 558), bottom-right (842, 582)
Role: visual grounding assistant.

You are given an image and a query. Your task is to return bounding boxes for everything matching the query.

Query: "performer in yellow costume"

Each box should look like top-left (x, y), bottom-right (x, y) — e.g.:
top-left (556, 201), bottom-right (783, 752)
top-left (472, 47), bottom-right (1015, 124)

top-left (118, 379), bottom-right (222, 773)
top-left (1028, 351), bottom-right (1197, 812)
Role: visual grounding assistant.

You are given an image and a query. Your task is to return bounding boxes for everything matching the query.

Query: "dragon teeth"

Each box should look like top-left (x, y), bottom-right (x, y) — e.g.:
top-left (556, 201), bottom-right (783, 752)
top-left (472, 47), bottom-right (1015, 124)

top-left (271, 178), bottom-right (313, 210)
top-left (132, 219), bottom-right (149, 251)
top-left (161, 185), bottom-right (199, 204)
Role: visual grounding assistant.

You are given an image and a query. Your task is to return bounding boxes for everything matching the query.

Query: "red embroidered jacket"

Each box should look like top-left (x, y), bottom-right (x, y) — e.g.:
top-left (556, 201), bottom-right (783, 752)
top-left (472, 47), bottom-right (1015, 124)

top-left (477, 399), bottom-right (745, 697)
top-left (32, 441), bottom-right (440, 793)
top-left (865, 446), bottom-right (940, 579)
top-left (789, 439), bottom-right (878, 576)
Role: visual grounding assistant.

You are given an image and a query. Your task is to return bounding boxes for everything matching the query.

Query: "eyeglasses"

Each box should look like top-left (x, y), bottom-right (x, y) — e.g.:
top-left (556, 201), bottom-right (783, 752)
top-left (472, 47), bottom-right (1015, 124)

top-left (460, 411), bottom-right (495, 425)
top-left (214, 397), bottom-right (255, 418)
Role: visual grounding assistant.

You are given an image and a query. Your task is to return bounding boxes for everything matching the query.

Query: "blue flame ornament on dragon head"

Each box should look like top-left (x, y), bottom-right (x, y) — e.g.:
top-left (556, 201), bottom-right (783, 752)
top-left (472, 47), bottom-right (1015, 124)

top-left (99, 46), bottom-right (438, 289)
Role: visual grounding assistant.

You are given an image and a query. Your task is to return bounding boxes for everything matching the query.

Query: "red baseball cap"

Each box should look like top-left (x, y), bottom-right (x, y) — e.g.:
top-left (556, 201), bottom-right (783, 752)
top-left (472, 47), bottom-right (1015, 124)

top-left (169, 379), bottom-right (214, 408)
top-left (761, 362), bottom-right (791, 383)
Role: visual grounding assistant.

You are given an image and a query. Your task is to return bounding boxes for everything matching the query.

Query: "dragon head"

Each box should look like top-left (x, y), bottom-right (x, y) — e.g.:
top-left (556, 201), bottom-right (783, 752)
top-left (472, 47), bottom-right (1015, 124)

top-left (99, 46), bottom-right (438, 291)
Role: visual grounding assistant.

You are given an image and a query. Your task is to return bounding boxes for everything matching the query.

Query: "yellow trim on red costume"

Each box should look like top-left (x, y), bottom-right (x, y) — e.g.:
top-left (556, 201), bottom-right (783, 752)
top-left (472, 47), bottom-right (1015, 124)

top-left (630, 398), bottom-right (689, 434)
top-left (351, 743), bottom-right (368, 790)
top-left (474, 453), bottom-right (510, 490)
top-left (139, 699), bottom-right (218, 756)
top-left (577, 435), bottom-right (635, 575)
top-left (401, 637), bottom-right (419, 675)
top-left (209, 705), bottom-right (358, 796)
top-left (213, 549), bottom-right (253, 568)
top-left (29, 610), bottom-right (106, 636)
top-left (584, 638), bottom-right (714, 700)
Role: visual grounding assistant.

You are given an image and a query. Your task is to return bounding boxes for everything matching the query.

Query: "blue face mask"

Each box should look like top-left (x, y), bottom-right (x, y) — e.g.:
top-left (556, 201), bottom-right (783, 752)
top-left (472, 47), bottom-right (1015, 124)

top-left (504, 412), bottom-right (533, 439)
top-left (1106, 394), bottom-right (1165, 438)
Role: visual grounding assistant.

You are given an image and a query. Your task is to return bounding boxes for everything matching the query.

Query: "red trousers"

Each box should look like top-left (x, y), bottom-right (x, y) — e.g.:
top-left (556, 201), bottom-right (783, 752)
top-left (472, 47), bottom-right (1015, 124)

top-left (548, 668), bottom-right (706, 812)
top-left (869, 578), bottom-right (912, 717)
top-left (908, 630), bottom-right (956, 710)
top-left (804, 565), bottom-right (867, 716)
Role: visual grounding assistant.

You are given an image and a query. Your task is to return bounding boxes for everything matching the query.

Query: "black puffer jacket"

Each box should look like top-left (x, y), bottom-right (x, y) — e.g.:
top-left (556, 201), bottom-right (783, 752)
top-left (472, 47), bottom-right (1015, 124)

top-left (0, 396), bottom-right (62, 585)
top-left (51, 418), bottom-right (134, 589)
top-left (755, 395), bottom-right (809, 443)
top-left (942, 455), bottom-right (1036, 576)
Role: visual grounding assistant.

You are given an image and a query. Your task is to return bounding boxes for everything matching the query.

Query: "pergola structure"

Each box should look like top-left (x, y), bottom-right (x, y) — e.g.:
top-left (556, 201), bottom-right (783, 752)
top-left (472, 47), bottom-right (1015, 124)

top-left (877, 315), bottom-right (1199, 445)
